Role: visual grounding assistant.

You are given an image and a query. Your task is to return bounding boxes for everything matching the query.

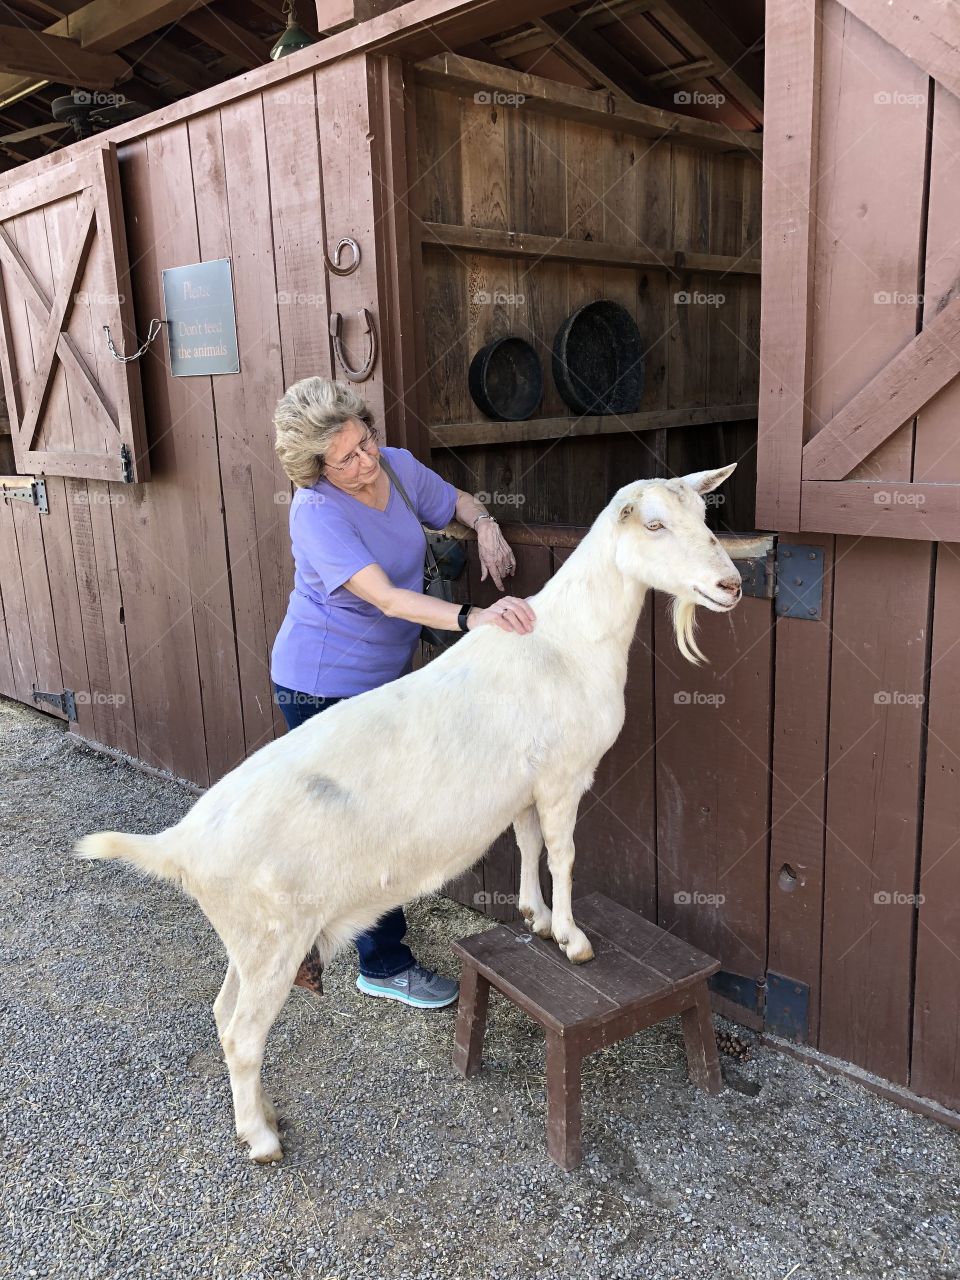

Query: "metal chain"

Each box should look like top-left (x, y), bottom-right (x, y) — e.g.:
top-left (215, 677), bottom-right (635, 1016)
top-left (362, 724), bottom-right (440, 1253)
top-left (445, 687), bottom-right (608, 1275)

top-left (103, 318), bottom-right (163, 363)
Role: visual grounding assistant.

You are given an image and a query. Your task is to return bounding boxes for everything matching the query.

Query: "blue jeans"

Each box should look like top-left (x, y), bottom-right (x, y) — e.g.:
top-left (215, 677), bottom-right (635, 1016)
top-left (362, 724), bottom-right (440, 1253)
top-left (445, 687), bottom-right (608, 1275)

top-left (272, 680), bottom-right (415, 979)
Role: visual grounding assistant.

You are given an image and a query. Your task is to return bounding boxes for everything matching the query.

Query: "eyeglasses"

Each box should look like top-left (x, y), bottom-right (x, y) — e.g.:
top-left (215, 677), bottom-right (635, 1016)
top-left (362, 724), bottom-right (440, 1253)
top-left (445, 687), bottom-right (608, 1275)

top-left (324, 429), bottom-right (379, 472)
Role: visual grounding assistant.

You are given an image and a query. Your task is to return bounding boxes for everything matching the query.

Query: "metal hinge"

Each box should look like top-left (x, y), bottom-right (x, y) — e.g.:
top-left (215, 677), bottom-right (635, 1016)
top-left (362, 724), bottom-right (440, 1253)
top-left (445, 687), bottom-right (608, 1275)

top-left (709, 967), bottom-right (810, 1041)
top-left (31, 685), bottom-right (77, 721)
top-left (724, 536), bottom-right (824, 617)
top-left (774, 544), bottom-right (824, 620)
top-left (2, 476), bottom-right (48, 513)
top-left (120, 443), bottom-right (133, 483)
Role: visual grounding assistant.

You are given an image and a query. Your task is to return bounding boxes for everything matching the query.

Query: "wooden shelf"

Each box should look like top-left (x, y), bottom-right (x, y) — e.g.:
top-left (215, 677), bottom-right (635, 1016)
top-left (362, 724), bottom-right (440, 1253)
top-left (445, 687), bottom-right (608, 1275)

top-left (420, 221), bottom-right (761, 277)
top-left (427, 402), bottom-right (758, 447)
top-left (415, 53), bottom-right (763, 159)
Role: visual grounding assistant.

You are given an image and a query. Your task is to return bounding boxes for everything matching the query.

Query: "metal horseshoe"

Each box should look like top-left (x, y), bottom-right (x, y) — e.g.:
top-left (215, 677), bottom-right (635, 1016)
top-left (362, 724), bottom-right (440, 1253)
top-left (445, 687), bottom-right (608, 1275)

top-left (329, 308), bottom-right (378, 382)
top-left (324, 237), bottom-right (361, 276)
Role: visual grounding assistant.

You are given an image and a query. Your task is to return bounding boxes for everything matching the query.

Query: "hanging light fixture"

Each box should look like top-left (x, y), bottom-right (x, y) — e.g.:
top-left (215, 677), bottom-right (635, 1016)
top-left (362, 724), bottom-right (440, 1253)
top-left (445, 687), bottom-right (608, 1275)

top-left (269, 0), bottom-right (317, 60)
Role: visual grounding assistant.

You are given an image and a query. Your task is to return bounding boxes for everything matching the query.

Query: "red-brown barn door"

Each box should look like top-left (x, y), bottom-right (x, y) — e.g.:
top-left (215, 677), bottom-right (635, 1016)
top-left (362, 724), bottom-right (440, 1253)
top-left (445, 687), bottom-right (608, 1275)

top-left (758, 0), bottom-right (960, 540)
top-left (0, 143), bottom-right (149, 482)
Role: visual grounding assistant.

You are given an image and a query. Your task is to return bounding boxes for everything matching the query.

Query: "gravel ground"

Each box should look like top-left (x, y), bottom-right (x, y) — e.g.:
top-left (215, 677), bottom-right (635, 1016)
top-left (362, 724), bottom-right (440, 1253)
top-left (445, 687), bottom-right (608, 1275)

top-left (1, 694), bottom-right (958, 1280)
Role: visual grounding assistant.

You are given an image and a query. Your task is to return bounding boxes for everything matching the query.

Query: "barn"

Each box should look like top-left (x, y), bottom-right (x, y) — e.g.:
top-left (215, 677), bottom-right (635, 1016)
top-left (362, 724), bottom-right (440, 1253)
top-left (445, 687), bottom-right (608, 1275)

top-left (0, 0), bottom-right (957, 1134)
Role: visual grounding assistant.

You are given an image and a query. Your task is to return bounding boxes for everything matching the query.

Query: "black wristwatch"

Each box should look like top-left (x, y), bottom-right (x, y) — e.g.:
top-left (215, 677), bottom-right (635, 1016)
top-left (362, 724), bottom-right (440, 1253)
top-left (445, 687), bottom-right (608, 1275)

top-left (457, 602), bottom-right (472, 633)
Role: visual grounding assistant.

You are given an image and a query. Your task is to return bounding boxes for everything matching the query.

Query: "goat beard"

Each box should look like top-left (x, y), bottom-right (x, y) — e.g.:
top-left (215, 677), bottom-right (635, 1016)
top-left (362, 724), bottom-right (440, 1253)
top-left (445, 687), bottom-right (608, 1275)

top-left (671, 597), bottom-right (707, 665)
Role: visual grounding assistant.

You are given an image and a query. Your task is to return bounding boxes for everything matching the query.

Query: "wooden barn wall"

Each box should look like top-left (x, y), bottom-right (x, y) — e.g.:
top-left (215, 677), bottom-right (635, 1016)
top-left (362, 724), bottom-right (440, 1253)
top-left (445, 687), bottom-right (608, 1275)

top-left (0, 50), bottom-right (958, 1121)
top-left (410, 81), bottom-right (761, 531)
top-left (0, 55), bottom-right (397, 785)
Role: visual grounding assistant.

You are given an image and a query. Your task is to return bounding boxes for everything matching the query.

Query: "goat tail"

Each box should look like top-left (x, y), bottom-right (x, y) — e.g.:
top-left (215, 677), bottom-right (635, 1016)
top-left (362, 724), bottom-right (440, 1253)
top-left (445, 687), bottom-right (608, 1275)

top-left (74, 828), bottom-right (184, 885)
top-left (671, 597), bottom-right (708, 666)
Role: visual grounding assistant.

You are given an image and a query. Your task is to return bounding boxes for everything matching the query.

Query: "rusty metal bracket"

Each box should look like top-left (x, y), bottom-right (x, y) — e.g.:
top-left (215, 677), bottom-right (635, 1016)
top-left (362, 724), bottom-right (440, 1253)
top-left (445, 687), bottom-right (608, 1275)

top-left (323, 236), bottom-right (361, 276)
top-left (330, 308), bottom-right (378, 382)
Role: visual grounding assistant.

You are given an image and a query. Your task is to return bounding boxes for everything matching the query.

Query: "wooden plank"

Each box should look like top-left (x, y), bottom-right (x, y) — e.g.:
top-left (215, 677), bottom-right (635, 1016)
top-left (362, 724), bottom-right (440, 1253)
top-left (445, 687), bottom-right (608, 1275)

top-left (371, 56), bottom-right (422, 453)
top-left (109, 131), bottom-right (211, 784)
top-left (261, 71), bottom-right (330, 396)
top-left (755, 0), bottom-right (819, 532)
top-left (805, 3), bottom-right (928, 493)
top-left (420, 220), bottom-right (761, 275)
top-left (802, 297), bottom-right (960, 482)
top-left (415, 54), bottom-right (763, 157)
top-left (913, 82), bottom-right (960, 486)
top-left (428, 401), bottom-right (758, 446)
top-left (653, 591), bottom-right (773, 980)
top-left (911, 545), bottom-right (960, 1110)
top-left (0, 491), bottom-right (36, 701)
top-left (818, 537), bottom-right (930, 1083)
top-left (800, 481), bottom-right (960, 541)
top-left (766, 532), bottom-right (835, 1044)
top-left (191, 93), bottom-right (288, 764)
top-left (841, 0), bottom-right (960, 103)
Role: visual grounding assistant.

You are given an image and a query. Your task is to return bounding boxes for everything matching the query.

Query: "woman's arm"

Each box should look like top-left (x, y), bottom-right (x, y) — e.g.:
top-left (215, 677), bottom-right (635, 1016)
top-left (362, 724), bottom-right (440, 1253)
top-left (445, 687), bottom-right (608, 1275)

top-left (452, 489), bottom-right (517, 590)
top-left (342, 563), bottom-right (535, 634)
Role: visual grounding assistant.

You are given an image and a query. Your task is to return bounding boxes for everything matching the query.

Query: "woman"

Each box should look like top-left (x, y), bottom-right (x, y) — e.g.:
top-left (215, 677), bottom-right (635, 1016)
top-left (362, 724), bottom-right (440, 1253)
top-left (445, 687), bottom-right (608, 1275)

top-left (271, 376), bottom-right (537, 1009)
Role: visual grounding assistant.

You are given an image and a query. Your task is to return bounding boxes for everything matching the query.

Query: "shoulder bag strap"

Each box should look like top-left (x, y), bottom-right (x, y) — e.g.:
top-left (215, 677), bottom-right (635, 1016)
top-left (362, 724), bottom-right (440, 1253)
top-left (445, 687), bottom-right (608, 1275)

top-left (378, 454), bottom-right (442, 582)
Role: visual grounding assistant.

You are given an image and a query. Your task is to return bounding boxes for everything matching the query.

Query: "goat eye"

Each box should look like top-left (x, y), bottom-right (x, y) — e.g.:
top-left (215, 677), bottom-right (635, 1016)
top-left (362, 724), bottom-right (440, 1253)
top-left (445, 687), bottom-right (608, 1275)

top-left (645, 520), bottom-right (664, 531)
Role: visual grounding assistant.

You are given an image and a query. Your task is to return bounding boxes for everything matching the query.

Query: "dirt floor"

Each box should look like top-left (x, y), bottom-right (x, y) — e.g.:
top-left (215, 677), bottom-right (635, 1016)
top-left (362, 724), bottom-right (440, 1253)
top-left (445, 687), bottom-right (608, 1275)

top-left (1, 694), bottom-right (958, 1280)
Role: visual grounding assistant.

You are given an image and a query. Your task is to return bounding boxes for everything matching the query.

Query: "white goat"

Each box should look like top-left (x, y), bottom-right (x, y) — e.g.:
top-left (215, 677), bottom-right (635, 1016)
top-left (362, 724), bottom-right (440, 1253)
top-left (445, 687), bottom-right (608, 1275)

top-left (75, 465), bottom-right (741, 1163)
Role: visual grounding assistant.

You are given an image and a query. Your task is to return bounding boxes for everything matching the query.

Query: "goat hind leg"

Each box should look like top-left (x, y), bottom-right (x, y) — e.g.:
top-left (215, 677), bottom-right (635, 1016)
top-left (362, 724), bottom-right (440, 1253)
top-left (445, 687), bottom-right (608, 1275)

top-left (514, 806), bottom-right (551, 937)
top-left (221, 951), bottom-right (300, 1163)
top-left (536, 788), bottom-right (594, 963)
top-left (213, 960), bottom-right (239, 1040)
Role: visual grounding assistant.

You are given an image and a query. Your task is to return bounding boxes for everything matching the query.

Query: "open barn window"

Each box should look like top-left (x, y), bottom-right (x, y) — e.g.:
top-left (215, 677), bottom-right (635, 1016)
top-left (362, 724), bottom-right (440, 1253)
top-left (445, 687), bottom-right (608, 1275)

top-left (0, 142), bottom-right (149, 483)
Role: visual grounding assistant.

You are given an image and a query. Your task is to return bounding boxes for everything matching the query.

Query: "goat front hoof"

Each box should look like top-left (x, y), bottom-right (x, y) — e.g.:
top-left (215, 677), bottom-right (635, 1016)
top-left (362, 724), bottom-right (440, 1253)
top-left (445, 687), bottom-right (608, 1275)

top-left (562, 930), bottom-right (594, 964)
top-left (246, 1132), bottom-right (283, 1164)
top-left (521, 905), bottom-right (552, 938)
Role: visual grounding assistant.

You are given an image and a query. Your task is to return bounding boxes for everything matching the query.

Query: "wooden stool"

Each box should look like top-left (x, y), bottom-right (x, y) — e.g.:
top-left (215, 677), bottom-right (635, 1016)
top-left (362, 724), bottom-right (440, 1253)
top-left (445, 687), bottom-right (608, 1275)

top-left (450, 891), bottom-right (724, 1170)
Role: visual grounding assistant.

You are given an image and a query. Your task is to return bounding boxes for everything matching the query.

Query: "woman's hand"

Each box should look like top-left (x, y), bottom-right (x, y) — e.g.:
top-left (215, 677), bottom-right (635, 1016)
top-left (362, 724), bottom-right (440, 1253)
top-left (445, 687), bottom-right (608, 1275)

top-left (477, 519), bottom-right (516, 591)
top-left (468, 597), bottom-right (536, 635)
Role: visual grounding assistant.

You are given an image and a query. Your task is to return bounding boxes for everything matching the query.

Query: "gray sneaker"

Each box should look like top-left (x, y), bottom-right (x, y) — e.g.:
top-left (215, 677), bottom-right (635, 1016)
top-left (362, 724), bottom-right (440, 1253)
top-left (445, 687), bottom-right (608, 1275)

top-left (356, 963), bottom-right (459, 1008)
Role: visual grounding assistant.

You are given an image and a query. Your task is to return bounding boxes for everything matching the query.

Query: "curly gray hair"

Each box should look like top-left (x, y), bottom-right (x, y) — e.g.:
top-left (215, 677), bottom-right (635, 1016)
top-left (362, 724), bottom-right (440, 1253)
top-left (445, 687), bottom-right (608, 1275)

top-left (274, 376), bottom-right (375, 488)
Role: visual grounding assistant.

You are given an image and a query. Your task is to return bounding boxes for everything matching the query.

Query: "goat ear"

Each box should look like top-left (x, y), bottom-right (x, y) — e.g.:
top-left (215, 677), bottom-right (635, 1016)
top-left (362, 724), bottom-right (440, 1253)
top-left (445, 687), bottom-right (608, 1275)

top-left (680, 462), bottom-right (737, 495)
top-left (617, 500), bottom-right (636, 524)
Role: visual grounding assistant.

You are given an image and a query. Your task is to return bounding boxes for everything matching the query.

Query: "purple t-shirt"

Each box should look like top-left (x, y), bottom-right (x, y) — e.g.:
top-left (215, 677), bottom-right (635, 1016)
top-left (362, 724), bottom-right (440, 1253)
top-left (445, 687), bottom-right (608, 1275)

top-left (270, 446), bottom-right (458, 697)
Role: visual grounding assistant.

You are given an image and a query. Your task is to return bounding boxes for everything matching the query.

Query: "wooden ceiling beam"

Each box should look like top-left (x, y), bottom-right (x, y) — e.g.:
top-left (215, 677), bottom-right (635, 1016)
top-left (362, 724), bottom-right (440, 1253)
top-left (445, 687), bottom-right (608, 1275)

top-left (535, 8), bottom-right (661, 101)
top-left (652, 0), bottom-right (764, 114)
top-left (648, 56), bottom-right (714, 87)
top-left (122, 35), bottom-right (223, 94)
top-left (417, 52), bottom-right (762, 156)
top-left (0, 26), bottom-right (131, 88)
top-left (180, 9), bottom-right (274, 69)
